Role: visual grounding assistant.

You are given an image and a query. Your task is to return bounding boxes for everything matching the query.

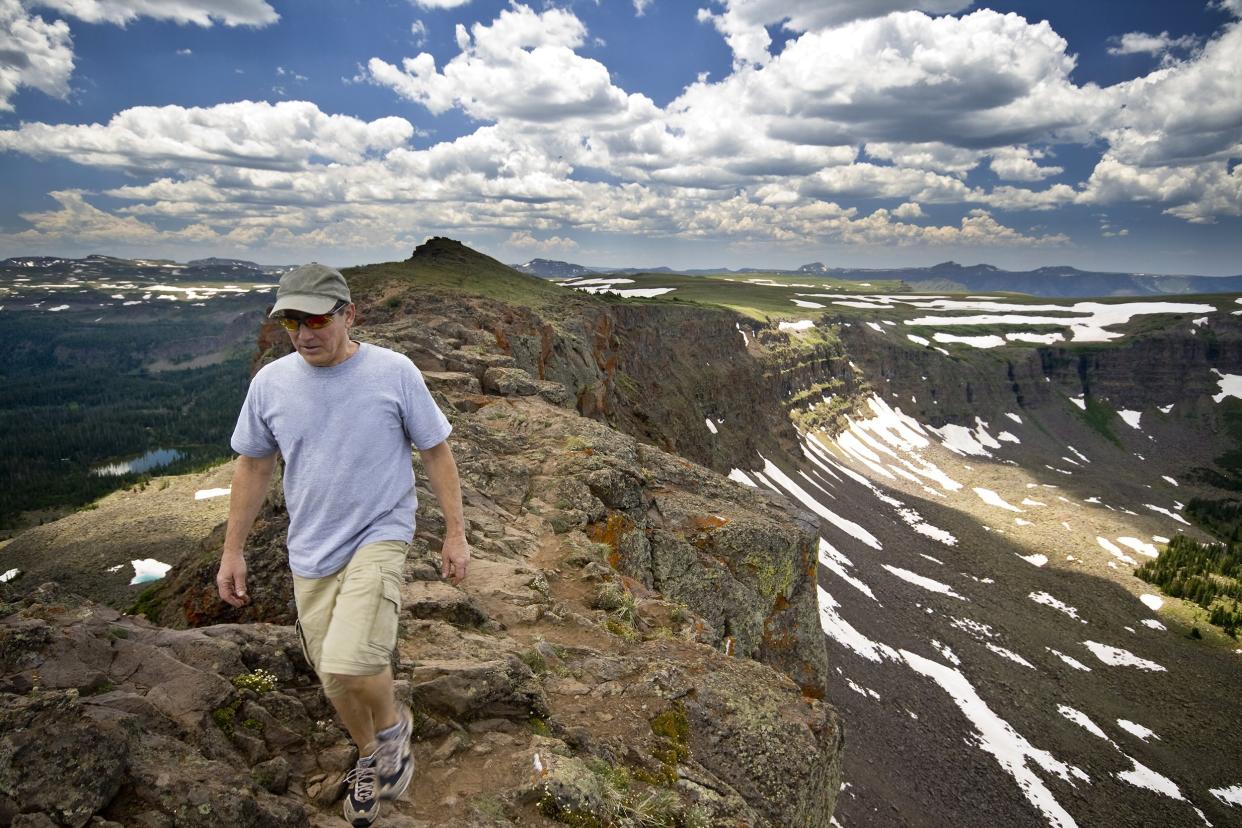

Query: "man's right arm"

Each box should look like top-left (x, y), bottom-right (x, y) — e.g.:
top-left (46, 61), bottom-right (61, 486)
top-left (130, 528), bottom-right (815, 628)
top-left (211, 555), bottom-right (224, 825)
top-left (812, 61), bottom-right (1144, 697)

top-left (216, 452), bottom-right (278, 607)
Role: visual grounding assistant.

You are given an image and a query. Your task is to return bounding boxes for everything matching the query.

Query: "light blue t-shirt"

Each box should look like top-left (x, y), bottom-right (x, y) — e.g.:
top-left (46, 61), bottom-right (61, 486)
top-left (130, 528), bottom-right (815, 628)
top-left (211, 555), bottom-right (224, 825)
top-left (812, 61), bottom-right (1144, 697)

top-left (230, 343), bottom-right (452, 578)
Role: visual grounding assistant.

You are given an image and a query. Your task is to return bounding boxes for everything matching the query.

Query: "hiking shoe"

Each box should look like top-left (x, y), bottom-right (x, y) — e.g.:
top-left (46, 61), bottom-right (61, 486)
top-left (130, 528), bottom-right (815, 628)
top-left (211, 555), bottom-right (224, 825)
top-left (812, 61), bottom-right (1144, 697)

top-left (343, 753), bottom-right (381, 826)
top-left (375, 705), bottom-right (415, 801)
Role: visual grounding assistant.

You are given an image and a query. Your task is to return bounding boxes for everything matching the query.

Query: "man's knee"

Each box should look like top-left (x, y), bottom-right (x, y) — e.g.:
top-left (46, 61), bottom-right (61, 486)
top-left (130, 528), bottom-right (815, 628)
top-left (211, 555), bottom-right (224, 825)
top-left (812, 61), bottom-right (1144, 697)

top-left (323, 666), bottom-right (390, 698)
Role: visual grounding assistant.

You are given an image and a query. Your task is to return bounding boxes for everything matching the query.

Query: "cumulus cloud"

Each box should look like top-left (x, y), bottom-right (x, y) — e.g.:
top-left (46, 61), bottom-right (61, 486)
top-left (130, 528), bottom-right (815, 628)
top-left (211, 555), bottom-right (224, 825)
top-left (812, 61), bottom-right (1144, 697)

top-left (697, 0), bottom-right (974, 66)
top-left (368, 4), bottom-right (659, 128)
top-left (0, 100), bottom-right (414, 171)
top-left (1, 0), bottom-right (277, 111)
top-left (989, 146), bottom-right (1064, 181)
top-left (506, 230), bottom-right (578, 252)
top-left (1107, 31), bottom-right (1200, 57)
top-left (33, 0), bottom-right (278, 27)
top-left (893, 201), bottom-right (925, 219)
top-left (409, 0), bottom-right (470, 8)
top-left (0, 0), bottom-right (74, 111)
top-left (6, 0), bottom-right (1241, 260)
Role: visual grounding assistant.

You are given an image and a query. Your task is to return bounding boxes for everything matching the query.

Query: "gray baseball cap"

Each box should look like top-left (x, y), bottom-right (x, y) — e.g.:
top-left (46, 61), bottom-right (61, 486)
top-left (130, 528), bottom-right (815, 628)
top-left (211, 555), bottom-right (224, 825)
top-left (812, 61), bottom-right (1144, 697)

top-left (269, 263), bottom-right (351, 317)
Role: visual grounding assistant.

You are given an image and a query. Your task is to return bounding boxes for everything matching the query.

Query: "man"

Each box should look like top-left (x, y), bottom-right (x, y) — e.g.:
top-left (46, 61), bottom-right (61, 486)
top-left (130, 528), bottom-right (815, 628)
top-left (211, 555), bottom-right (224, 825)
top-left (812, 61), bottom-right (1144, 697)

top-left (216, 262), bottom-right (469, 826)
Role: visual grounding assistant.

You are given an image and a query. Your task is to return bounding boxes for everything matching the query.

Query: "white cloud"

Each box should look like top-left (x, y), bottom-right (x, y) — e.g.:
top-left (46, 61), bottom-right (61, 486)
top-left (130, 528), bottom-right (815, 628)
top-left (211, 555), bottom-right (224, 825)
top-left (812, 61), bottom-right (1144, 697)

top-left (6, 0), bottom-right (1242, 260)
top-left (410, 19), bottom-right (427, 45)
top-left (176, 47), bottom-right (192, 55)
top-left (1, 0), bottom-right (277, 111)
top-left (409, 0), bottom-right (470, 8)
top-left (368, 4), bottom-right (651, 125)
top-left (697, 0), bottom-right (973, 66)
top-left (0, 100), bottom-right (414, 171)
top-left (0, 0), bottom-right (74, 111)
top-left (633, 0), bottom-right (652, 16)
top-left (989, 146), bottom-right (1064, 181)
top-left (981, 183), bottom-right (1077, 211)
top-left (506, 231), bottom-right (578, 252)
top-left (33, 0), bottom-right (276, 26)
top-left (32, 0), bottom-right (278, 27)
top-left (1107, 31), bottom-right (1201, 57)
top-left (1102, 24), bottom-right (1242, 168)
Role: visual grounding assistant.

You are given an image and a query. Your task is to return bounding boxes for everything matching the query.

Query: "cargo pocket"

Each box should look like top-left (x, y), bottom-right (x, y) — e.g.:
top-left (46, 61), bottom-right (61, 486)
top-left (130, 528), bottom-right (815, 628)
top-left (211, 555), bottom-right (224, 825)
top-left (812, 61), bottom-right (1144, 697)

top-left (366, 575), bottom-right (402, 660)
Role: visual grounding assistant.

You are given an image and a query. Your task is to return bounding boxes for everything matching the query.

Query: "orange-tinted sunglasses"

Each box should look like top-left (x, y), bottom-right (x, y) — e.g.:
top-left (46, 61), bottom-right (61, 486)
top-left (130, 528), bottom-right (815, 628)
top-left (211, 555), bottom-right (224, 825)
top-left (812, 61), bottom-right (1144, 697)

top-left (276, 301), bottom-right (346, 332)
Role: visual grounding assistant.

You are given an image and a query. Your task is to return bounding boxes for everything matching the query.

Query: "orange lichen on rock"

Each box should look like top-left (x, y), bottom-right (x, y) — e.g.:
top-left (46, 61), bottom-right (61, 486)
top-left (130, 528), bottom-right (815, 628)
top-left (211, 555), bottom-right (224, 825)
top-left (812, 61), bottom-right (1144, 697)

top-left (689, 514), bottom-right (731, 531)
top-left (587, 512), bottom-right (635, 568)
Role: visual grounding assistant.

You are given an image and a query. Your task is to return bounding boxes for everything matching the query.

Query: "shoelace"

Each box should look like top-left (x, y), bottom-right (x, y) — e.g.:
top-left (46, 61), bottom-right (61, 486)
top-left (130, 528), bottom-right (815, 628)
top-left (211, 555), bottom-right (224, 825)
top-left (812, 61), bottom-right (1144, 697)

top-left (345, 759), bottom-right (378, 802)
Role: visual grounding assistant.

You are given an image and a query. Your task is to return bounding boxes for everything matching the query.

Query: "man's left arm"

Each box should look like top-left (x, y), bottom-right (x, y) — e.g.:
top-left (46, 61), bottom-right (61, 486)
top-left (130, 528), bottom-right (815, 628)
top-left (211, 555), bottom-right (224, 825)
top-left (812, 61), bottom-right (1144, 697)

top-left (418, 440), bottom-right (470, 584)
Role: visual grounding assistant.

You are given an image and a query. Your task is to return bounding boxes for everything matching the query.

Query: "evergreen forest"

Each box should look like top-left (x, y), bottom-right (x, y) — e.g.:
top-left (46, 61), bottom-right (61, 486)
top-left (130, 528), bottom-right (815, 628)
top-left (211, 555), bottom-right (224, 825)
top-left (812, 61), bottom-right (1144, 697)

top-left (1136, 535), bottom-right (1242, 636)
top-left (0, 303), bottom-right (258, 533)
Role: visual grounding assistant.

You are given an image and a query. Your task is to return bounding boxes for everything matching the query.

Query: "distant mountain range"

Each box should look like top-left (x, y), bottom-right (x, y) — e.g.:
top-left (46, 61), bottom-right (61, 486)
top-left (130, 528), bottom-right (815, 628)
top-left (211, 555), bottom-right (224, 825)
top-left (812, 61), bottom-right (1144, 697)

top-left (514, 257), bottom-right (1242, 298)
top-left (0, 255), bottom-right (288, 282)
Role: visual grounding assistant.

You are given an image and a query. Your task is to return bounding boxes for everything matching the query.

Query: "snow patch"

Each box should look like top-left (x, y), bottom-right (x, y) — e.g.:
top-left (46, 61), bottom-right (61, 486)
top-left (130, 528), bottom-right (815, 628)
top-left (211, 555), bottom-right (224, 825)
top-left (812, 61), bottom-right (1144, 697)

top-left (779, 319), bottom-right (815, 331)
top-left (1097, 537), bottom-right (1138, 566)
top-left (882, 565), bottom-right (967, 601)
top-left (1019, 554), bottom-right (1048, 567)
top-left (761, 455), bottom-right (881, 549)
top-left (818, 538), bottom-right (877, 602)
top-left (728, 469), bottom-right (757, 487)
top-left (1058, 706), bottom-right (1110, 741)
top-left (705, 418), bottom-right (717, 435)
top-left (129, 558), bottom-right (172, 585)
top-left (933, 332), bottom-right (1006, 349)
top-left (986, 643), bottom-right (1035, 669)
top-left (1118, 410), bottom-right (1142, 429)
top-left (1116, 720), bottom-right (1159, 742)
top-left (1082, 641), bottom-right (1165, 671)
top-left (1139, 594), bottom-right (1163, 612)
top-left (901, 649), bottom-right (1085, 828)
top-left (817, 586), bottom-right (900, 663)
top-left (1029, 592), bottom-right (1086, 623)
top-left (1212, 370), bottom-right (1242, 403)
top-left (0, 569), bottom-right (18, 583)
top-left (1144, 503), bottom-right (1190, 525)
top-left (1117, 757), bottom-right (1183, 801)
top-left (974, 488), bottom-right (1023, 512)
top-left (1047, 648), bottom-right (1092, 671)
top-left (1118, 537), bottom-right (1158, 558)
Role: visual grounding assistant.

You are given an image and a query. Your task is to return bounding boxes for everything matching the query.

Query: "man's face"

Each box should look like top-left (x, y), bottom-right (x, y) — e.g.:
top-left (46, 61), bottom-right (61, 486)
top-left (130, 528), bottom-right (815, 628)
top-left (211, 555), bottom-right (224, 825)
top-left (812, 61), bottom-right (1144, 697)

top-left (282, 303), bottom-right (355, 367)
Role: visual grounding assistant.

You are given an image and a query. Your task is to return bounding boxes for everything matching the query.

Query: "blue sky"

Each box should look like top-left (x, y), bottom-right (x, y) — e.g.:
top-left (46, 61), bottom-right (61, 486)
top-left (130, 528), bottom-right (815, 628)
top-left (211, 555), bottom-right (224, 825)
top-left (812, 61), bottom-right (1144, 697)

top-left (1, 0), bottom-right (1240, 275)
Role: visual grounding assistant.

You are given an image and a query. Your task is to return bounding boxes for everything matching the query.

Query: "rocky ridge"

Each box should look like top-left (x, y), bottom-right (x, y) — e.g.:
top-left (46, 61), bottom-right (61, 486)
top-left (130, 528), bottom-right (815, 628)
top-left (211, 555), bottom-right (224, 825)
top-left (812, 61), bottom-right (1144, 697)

top-left (0, 247), bottom-right (843, 827)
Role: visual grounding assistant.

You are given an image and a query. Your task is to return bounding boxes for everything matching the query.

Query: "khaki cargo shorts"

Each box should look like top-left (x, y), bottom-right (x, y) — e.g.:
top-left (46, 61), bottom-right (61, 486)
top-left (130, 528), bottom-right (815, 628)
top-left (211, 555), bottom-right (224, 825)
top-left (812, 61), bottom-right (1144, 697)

top-left (292, 539), bottom-right (407, 698)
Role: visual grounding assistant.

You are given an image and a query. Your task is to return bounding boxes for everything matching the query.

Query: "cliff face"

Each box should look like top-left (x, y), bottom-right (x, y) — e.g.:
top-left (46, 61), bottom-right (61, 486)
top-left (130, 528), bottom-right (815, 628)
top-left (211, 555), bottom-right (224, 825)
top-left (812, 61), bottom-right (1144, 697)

top-left (834, 319), bottom-right (1242, 429)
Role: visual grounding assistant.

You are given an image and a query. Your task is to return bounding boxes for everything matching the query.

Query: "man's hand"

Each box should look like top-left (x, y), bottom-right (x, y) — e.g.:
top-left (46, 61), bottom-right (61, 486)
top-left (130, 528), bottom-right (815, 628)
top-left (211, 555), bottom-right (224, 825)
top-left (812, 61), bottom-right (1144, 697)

top-left (217, 552), bottom-right (250, 607)
top-left (441, 535), bottom-right (470, 585)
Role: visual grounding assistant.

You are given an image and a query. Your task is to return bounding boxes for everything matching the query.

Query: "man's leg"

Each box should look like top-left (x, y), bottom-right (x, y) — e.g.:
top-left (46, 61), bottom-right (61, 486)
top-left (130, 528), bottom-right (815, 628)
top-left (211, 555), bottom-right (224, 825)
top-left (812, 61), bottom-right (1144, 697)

top-left (327, 667), bottom-right (398, 754)
top-left (319, 541), bottom-right (415, 806)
